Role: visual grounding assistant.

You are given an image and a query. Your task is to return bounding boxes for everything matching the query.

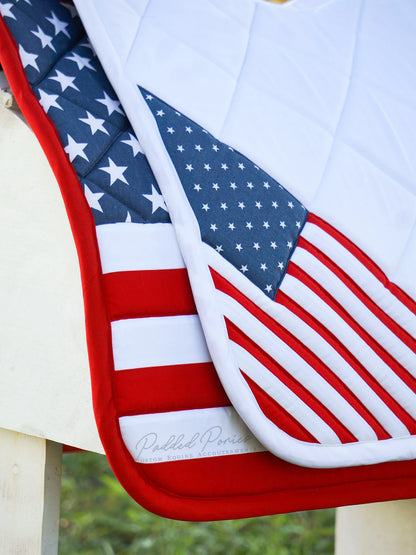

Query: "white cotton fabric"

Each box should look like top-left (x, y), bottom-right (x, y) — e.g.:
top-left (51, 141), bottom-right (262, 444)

top-left (111, 315), bottom-right (211, 370)
top-left (119, 406), bottom-right (265, 464)
top-left (96, 222), bottom-right (184, 273)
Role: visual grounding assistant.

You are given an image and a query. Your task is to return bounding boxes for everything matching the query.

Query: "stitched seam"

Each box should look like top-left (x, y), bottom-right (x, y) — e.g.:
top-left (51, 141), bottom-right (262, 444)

top-left (217, 3), bottom-right (257, 138)
top-left (310, 0), bottom-right (365, 206)
top-left (125, 0), bottom-right (150, 64)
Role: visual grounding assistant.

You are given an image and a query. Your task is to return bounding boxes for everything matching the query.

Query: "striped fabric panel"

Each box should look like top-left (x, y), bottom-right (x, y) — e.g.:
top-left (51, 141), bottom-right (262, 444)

top-left (99, 222), bottom-right (266, 462)
top-left (207, 213), bottom-right (416, 446)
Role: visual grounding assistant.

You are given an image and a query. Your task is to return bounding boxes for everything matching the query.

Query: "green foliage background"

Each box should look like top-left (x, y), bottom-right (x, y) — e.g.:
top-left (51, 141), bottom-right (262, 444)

top-left (59, 452), bottom-right (335, 554)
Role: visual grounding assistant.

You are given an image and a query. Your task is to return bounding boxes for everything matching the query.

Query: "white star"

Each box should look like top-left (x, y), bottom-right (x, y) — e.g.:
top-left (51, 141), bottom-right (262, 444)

top-left (146, 94), bottom-right (153, 100)
top-left (212, 144), bottom-right (219, 152)
top-left (238, 163), bottom-right (245, 170)
top-left (64, 134), bottom-right (89, 163)
top-left (177, 145), bottom-right (184, 152)
top-left (228, 223), bottom-right (235, 230)
top-left (270, 241), bottom-right (277, 249)
top-left (296, 221), bottom-right (301, 229)
top-left (272, 201), bottom-right (279, 208)
top-left (235, 243), bottom-right (243, 252)
top-left (215, 245), bottom-right (223, 253)
top-left (220, 202), bottom-right (228, 210)
top-left (195, 144), bottom-right (202, 152)
top-left (38, 89), bottom-right (63, 113)
top-left (238, 202), bottom-right (245, 209)
top-left (49, 70), bottom-right (79, 92)
top-left (186, 164), bottom-right (193, 172)
top-left (19, 45), bottom-right (39, 72)
top-left (210, 223), bottom-right (218, 232)
top-left (240, 265), bottom-right (248, 273)
top-left (255, 201), bottom-right (262, 209)
top-left (230, 182), bottom-right (237, 190)
top-left (66, 51), bottom-right (95, 71)
top-left (167, 127), bottom-right (175, 134)
top-left (265, 284), bottom-right (272, 293)
top-left (221, 163), bottom-right (228, 170)
top-left (260, 263), bottom-right (267, 271)
top-left (247, 182), bottom-right (254, 189)
top-left (46, 11), bottom-right (70, 38)
top-left (156, 109), bottom-right (165, 117)
top-left (263, 181), bottom-right (270, 189)
top-left (202, 203), bottom-right (210, 212)
top-left (0, 3), bottom-right (15, 20)
top-left (278, 262), bottom-right (284, 270)
top-left (253, 243), bottom-right (260, 250)
top-left (204, 164), bottom-right (211, 171)
top-left (125, 211), bottom-right (132, 223)
top-left (84, 184), bottom-right (104, 212)
top-left (263, 221), bottom-right (270, 229)
top-left (185, 126), bottom-right (192, 133)
top-left (280, 221), bottom-right (286, 229)
top-left (79, 111), bottom-right (108, 135)
top-left (96, 91), bottom-right (123, 116)
top-left (31, 26), bottom-right (55, 51)
top-left (121, 133), bottom-right (143, 156)
top-left (143, 185), bottom-right (168, 213)
top-left (194, 184), bottom-right (201, 192)
top-left (288, 201), bottom-right (294, 209)
top-left (246, 222), bottom-right (253, 230)
top-left (99, 158), bottom-right (128, 186)
top-left (287, 241), bottom-right (293, 248)
top-left (212, 183), bottom-right (220, 191)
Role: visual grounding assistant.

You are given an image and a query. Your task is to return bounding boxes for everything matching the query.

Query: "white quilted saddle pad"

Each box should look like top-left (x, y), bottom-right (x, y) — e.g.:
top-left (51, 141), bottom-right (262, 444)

top-left (74, 0), bottom-right (416, 468)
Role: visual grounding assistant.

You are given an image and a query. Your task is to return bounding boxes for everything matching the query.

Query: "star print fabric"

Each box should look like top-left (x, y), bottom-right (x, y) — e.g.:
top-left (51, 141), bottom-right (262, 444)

top-left (5, 0), bottom-right (169, 226)
top-left (141, 88), bottom-right (308, 300)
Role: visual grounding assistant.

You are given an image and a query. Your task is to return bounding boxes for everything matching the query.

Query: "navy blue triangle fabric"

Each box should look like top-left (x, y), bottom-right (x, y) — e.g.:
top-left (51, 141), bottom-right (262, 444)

top-left (140, 87), bottom-right (308, 299)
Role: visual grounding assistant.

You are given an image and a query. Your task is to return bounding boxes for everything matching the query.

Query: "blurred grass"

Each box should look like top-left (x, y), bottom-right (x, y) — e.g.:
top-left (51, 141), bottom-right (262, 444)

top-left (59, 452), bottom-right (335, 554)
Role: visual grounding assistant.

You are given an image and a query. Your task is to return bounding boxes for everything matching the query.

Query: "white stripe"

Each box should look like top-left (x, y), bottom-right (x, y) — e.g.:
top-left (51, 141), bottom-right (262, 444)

top-left (217, 290), bottom-right (378, 442)
top-left (302, 222), bottom-right (416, 338)
top-left (119, 406), bottom-right (265, 463)
top-left (111, 315), bottom-right (211, 370)
top-left (96, 222), bottom-right (184, 274)
top-left (291, 247), bottom-right (416, 376)
top-left (281, 273), bottom-right (416, 421)
top-left (231, 342), bottom-right (341, 444)
top-left (206, 244), bottom-right (408, 437)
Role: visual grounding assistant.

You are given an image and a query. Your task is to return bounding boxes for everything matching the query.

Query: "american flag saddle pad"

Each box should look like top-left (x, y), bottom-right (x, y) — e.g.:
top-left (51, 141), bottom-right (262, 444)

top-left (2, 0), bottom-right (416, 520)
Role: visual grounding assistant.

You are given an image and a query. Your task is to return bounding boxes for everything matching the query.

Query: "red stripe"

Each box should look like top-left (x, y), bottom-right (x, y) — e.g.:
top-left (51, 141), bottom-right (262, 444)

top-left (211, 269), bottom-right (382, 442)
top-left (115, 362), bottom-right (230, 417)
top-left (288, 263), bottom-right (416, 394)
top-left (227, 319), bottom-right (357, 443)
top-left (297, 236), bottom-right (416, 354)
top-left (308, 213), bottom-right (416, 315)
top-left (276, 291), bottom-right (414, 437)
top-left (243, 373), bottom-right (319, 444)
top-left (103, 268), bottom-right (196, 321)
